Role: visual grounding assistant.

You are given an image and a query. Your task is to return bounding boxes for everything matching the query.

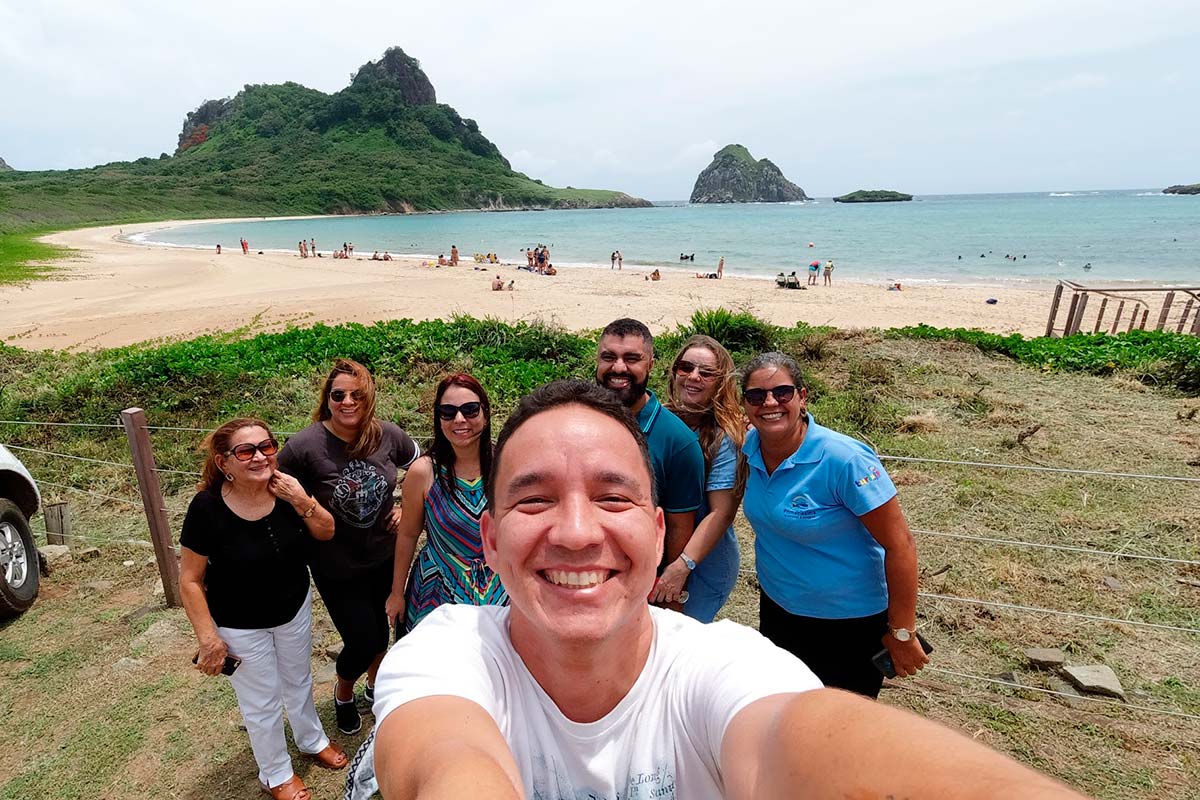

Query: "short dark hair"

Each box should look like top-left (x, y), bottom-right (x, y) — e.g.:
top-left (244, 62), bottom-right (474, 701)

top-left (740, 352), bottom-right (806, 391)
top-left (600, 318), bottom-right (653, 349)
top-left (488, 380), bottom-right (655, 507)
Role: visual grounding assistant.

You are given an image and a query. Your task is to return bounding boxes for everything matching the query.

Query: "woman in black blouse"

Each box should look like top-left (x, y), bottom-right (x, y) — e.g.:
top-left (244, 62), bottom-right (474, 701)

top-left (180, 418), bottom-right (345, 800)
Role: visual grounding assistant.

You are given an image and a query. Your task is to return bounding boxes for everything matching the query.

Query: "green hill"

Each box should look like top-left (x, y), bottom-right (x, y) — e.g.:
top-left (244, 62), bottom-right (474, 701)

top-left (0, 46), bottom-right (649, 236)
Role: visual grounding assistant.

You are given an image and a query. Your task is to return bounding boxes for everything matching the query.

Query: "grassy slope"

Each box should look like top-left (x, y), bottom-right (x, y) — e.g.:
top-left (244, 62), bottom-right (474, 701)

top-left (0, 65), bottom-right (644, 281)
top-left (1, 312), bottom-right (1198, 798)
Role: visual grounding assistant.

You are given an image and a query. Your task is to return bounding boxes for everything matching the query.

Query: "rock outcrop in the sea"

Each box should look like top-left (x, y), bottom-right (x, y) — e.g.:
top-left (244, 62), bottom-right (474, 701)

top-left (0, 157), bottom-right (14, 171)
top-left (1163, 184), bottom-right (1200, 195)
top-left (690, 145), bottom-right (807, 204)
top-left (833, 189), bottom-right (913, 203)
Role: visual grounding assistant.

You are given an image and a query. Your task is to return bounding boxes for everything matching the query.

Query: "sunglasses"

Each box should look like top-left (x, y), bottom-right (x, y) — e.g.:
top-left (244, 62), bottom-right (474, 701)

top-left (674, 360), bottom-right (721, 381)
top-left (437, 402), bottom-right (483, 421)
top-left (226, 439), bottom-right (279, 461)
top-left (743, 385), bottom-right (798, 406)
top-left (329, 388), bottom-right (366, 403)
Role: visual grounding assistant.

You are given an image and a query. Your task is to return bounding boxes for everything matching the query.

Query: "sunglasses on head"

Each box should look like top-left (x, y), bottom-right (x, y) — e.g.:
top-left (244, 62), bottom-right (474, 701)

top-left (226, 439), bottom-right (279, 461)
top-left (329, 388), bottom-right (366, 403)
top-left (743, 385), bottom-right (798, 406)
top-left (437, 402), bottom-right (483, 421)
top-left (674, 360), bottom-right (721, 380)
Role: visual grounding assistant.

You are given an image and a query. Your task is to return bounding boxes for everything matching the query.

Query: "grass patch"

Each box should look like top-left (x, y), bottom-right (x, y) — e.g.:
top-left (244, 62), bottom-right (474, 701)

top-left (0, 230), bottom-right (70, 284)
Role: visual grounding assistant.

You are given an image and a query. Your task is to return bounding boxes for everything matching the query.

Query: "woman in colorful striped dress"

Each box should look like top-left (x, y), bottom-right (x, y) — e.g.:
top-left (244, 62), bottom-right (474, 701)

top-left (386, 374), bottom-right (507, 634)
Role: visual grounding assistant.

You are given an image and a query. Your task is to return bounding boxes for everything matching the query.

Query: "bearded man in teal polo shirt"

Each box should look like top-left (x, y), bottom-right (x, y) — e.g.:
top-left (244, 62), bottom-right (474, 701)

top-left (596, 318), bottom-right (706, 610)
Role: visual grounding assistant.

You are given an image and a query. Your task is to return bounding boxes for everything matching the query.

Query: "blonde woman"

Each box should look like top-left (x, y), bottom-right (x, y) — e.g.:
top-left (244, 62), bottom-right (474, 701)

top-left (653, 334), bottom-right (745, 621)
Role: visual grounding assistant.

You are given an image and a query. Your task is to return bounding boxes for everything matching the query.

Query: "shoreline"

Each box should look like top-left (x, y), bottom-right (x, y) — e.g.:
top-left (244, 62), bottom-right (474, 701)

top-left (0, 218), bottom-right (1066, 350)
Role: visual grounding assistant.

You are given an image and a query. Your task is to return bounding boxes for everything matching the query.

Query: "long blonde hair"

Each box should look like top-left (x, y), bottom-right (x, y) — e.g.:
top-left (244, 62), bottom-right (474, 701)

top-left (665, 335), bottom-right (747, 468)
top-left (313, 358), bottom-right (383, 459)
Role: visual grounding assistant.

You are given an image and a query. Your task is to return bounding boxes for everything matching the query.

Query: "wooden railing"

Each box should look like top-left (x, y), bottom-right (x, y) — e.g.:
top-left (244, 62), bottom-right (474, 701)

top-left (1044, 281), bottom-right (1200, 337)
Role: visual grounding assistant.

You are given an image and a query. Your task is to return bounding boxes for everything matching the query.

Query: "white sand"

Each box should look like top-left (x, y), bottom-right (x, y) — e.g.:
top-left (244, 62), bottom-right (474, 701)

top-left (0, 220), bottom-right (1056, 350)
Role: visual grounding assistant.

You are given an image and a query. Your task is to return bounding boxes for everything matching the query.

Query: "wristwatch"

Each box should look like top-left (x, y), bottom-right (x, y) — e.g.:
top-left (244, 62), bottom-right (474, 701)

top-left (890, 626), bottom-right (915, 642)
top-left (678, 553), bottom-right (696, 571)
top-left (303, 500), bottom-right (317, 519)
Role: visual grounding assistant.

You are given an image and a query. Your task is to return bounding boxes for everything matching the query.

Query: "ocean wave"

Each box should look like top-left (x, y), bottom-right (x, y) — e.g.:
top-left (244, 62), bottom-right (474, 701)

top-left (1048, 192), bottom-right (1077, 197)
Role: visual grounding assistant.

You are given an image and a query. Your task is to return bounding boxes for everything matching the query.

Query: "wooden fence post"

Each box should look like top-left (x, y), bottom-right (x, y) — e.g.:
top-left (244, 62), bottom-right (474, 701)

top-left (1068, 292), bottom-right (1089, 335)
top-left (44, 502), bottom-right (71, 546)
top-left (1093, 298), bottom-right (1108, 334)
top-left (1044, 283), bottom-right (1064, 337)
top-left (120, 407), bottom-right (181, 607)
top-left (1155, 291), bottom-right (1175, 331)
top-left (1177, 299), bottom-right (1193, 334)
top-left (1111, 301), bottom-right (1125, 334)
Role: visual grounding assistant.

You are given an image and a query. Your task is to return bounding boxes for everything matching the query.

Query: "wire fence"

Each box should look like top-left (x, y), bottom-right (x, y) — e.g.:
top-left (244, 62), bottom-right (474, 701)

top-left (4, 415), bottom-right (1198, 725)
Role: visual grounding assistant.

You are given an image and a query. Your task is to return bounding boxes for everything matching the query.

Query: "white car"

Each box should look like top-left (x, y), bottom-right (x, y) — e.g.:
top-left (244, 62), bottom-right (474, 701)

top-left (0, 444), bottom-right (41, 617)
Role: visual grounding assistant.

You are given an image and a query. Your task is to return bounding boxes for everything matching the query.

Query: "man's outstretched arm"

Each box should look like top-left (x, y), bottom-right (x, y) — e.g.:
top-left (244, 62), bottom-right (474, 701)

top-left (722, 687), bottom-right (1088, 800)
top-left (375, 696), bottom-right (523, 800)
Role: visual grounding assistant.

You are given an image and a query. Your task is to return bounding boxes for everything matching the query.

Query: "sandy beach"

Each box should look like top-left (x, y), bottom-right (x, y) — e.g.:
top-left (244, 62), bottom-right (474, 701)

top-left (0, 220), bottom-right (1057, 350)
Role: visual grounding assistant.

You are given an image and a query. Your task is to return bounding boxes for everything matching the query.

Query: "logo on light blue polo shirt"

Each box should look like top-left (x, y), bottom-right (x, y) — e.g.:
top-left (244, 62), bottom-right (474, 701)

top-left (854, 465), bottom-right (882, 487)
top-left (784, 494), bottom-right (817, 520)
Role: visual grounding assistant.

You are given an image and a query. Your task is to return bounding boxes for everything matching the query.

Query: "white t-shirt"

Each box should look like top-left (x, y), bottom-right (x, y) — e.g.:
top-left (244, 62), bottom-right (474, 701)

top-left (372, 605), bottom-right (821, 800)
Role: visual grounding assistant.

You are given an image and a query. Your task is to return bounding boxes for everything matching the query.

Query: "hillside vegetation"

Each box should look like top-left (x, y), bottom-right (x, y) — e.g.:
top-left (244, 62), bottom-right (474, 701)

top-left (0, 46), bottom-right (648, 268)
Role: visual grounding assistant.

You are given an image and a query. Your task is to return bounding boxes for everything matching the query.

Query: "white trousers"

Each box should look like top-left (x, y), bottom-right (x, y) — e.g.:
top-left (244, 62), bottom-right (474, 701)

top-left (218, 589), bottom-right (330, 788)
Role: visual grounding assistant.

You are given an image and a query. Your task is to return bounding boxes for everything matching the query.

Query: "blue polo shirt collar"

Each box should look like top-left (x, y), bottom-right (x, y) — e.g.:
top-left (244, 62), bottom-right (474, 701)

top-left (743, 413), bottom-right (823, 473)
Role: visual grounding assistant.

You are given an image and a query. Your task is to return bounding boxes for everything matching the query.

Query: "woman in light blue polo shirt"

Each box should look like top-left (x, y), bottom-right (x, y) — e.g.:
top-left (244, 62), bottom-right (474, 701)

top-left (652, 334), bottom-right (745, 621)
top-left (740, 352), bottom-right (928, 697)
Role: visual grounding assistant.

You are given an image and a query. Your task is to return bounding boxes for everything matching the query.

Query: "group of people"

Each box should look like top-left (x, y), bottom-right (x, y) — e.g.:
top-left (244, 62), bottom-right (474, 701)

top-left (695, 255), bottom-right (725, 280)
top-left (524, 245), bottom-right (551, 273)
top-left (369, 251), bottom-right (393, 261)
top-left (296, 239), bottom-right (319, 258)
top-left (181, 326), bottom-right (1086, 800)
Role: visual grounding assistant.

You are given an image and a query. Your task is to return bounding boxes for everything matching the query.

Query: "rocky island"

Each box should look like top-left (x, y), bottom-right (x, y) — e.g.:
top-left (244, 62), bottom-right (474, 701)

top-left (1163, 184), bottom-right (1200, 195)
top-left (833, 190), bottom-right (913, 203)
top-left (0, 46), bottom-right (649, 228)
top-left (690, 144), bottom-right (807, 203)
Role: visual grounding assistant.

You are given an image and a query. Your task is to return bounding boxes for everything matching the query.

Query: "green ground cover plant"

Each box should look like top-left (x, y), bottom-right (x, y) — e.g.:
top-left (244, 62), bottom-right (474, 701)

top-left (2, 311), bottom-right (1198, 798)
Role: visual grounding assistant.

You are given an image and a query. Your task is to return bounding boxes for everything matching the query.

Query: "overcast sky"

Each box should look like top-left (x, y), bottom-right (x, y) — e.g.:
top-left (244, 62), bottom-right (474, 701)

top-left (2, 1), bottom-right (1198, 198)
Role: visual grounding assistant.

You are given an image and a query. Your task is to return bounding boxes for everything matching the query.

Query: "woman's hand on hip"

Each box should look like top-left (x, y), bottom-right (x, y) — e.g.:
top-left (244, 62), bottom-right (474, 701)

top-left (882, 633), bottom-right (929, 678)
top-left (196, 636), bottom-right (230, 676)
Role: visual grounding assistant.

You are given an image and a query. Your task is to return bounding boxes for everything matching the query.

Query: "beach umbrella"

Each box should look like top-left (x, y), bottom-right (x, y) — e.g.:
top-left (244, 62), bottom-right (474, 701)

top-left (810, 260), bottom-right (820, 267)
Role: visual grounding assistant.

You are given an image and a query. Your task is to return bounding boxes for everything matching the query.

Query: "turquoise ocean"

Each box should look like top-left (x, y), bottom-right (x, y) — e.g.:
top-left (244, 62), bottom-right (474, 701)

top-left (141, 190), bottom-right (1198, 286)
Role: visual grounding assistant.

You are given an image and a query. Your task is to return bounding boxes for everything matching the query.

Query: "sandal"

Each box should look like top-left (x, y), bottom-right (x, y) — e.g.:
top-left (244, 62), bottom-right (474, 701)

top-left (260, 775), bottom-right (311, 800)
top-left (306, 741), bottom-right (348, 770)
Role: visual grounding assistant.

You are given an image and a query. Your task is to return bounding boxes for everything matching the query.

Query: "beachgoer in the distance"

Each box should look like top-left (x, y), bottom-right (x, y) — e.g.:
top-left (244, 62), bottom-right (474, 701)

top-left (611, 251), bottom-right (617, 269)
top-left (650, 269), bottom-right (661, 281)
top-left (617, 250), bottom-right (623, 270)
top-left (438, 255), bottom-right (448, 267)
top-left (824, 260), bottom-right (834, 286)
top-left (348, 242), bottom-right (354, 255)
top-left (807, 261), bottom-right (819, 286)
top-left (529, 249), bottom-right (537, 270)
top-left (310, 239), bottom-right (316, 257)
top-left (717, 256), bottom-right (724, 279)
top-left (451, 245), bottom-right (459, 266)
top-left (491, 275), bottom-right (504, 291)
top-left (371, 251), bottom-right (380, 261)
top-left (775, 272), bottom-right (787, 287)
top-left (506, 280), bottom-right (514, 291)
top-left (382, 252), bottom-right (392, 261)
top-left (545, 264), bottom-right (557, 276)
top-left (216, 244), bottom-right (222, 255)
top-left (695, 272), bottom-right (720, 280)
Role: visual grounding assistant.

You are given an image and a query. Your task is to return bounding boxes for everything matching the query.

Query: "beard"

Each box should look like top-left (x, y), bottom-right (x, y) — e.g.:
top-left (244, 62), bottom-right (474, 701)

top-left (598, 372), bottom-right (648, 407)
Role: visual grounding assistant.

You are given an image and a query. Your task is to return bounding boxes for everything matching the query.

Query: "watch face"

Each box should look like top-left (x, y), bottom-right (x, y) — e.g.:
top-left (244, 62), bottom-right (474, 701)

top-left (893, 628), bottom-right (912, 642)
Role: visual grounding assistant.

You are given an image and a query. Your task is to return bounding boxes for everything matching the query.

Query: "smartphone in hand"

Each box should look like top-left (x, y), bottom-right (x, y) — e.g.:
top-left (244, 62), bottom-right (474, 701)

top-left (871, 632), bottom-right (934, 678)
top-left (192, 652), bottom-right (242, 676)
